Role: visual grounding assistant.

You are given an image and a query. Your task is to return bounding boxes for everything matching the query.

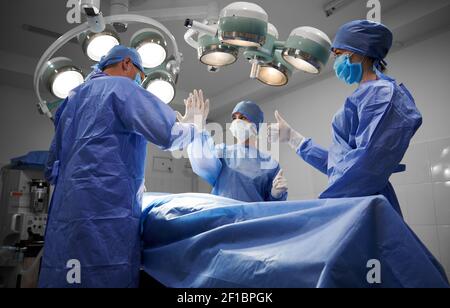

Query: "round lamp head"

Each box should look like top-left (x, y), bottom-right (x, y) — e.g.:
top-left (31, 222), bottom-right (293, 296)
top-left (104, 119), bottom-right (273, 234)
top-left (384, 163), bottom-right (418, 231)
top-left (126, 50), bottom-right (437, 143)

top-left (130, 29), bottom-right (168, 69)
top-left (42, 57), bottom-right (84, 99)
top-left (267, 23), bottom-right (279, 40)
top-left (143, 71), bottom-right (176, 104)
top-left (218, 2), bottom-right (268, 48)
top-left (79, 25), bottom-right (120, 62)
top-left (256, 50), bottom-right (294, 87)
top-left (198, 35), bottom-right (239, 67)
top-left (282, 26), bottom-right (332, 74)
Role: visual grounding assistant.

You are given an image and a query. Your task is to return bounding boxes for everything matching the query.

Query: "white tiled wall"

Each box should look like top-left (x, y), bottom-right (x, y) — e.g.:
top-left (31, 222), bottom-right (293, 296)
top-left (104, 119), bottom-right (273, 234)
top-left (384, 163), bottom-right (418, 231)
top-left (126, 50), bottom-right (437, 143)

top-left (281, 137), bottom-right (450, 278)
top-left (391, 137), bottom-right (450, 277)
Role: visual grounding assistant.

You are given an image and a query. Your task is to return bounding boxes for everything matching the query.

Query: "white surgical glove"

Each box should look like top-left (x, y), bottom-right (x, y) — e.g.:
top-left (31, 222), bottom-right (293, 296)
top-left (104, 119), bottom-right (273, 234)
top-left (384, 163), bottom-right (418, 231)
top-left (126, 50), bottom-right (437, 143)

top-left (271, 169), bottom-right (288, 199)
top-left (176, 89), bottom-right (210, 129)
top-left (268, 110), bottom-right (305, 151)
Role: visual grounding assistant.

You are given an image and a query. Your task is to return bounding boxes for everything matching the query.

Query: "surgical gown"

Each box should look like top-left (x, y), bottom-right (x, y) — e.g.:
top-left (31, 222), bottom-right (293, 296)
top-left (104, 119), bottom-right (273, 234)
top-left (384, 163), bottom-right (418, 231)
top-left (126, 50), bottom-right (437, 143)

top-left (39, 72), bottom-right (192, 288)
top-left (188, 131), bottom-right (287, 202)
top-left (298, 72), bottom-right (422, 216)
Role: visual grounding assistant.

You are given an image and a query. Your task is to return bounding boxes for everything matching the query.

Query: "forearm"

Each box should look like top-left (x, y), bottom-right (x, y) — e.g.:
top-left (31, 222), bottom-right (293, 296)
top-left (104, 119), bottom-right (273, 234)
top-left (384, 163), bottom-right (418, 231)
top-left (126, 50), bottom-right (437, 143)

top-left (297, 138), bottom-right (329, 175)
top-left (163, 122), bottom-right (197, 151)
top-left (187, 131), bottom-right (222, 186)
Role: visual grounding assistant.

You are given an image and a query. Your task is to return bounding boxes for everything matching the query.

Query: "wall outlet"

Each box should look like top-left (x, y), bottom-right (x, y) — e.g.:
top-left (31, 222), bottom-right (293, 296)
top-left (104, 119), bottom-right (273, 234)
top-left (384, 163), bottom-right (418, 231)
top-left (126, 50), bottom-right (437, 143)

top-left (153, 157), bottom-right (174, 173)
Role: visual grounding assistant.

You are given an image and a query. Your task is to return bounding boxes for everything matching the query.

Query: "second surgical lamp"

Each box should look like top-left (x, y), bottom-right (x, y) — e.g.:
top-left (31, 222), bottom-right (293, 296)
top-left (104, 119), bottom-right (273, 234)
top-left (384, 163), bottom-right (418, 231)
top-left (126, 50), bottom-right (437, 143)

top-left (34, 3), bottom-right (182, 119)
top-left (184, 2), bottom-right (332, 86)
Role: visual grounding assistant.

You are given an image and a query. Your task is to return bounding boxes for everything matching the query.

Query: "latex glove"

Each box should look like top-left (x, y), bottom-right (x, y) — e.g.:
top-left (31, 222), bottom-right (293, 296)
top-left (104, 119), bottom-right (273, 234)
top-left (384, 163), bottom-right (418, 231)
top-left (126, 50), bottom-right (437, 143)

top-left (176, 89), bottom-right (210, 129)
top-left (268, 110), bottom-right (305, 151)
top-left (271, 169), bottom-right (288, 199)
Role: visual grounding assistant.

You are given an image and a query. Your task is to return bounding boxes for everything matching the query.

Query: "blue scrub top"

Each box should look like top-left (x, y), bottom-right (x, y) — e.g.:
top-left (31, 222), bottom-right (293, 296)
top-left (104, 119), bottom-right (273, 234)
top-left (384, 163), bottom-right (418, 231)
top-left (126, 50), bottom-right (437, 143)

top-left (39, 72), bottom-right (182, 288)
top-left (298, 72), bottom-right (422, 216)
top-left (188, 131), bottom-right (287, 203)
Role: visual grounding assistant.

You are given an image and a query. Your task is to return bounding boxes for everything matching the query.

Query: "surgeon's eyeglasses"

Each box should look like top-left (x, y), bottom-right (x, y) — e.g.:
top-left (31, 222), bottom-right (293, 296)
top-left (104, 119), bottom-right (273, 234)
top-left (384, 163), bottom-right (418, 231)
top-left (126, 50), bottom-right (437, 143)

top-left (333, 50), bottom-right (352, 59)
top-left (232, 113), bottom-right (249, 121)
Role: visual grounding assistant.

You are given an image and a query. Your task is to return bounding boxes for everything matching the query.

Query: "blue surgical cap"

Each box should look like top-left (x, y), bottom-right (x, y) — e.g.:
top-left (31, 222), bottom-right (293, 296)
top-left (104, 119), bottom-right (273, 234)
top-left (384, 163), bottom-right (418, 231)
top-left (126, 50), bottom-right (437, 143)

top-left (331, 20), bottom-right (393, 68)
top-left (97, 45), bottom-right (144, 73)
top-left (232, 101), bottom-right (264, 131)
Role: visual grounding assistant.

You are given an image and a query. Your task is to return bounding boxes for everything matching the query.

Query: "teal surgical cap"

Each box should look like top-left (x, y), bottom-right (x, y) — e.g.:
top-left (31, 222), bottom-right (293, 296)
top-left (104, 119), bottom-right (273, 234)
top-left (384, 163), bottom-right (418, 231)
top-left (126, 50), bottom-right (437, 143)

top-left (232, 101), bottom-right (264, 131)
top-left (97, 45), bottom-right (144, 73)
top-left (331, 20), bottom-right (393, 69)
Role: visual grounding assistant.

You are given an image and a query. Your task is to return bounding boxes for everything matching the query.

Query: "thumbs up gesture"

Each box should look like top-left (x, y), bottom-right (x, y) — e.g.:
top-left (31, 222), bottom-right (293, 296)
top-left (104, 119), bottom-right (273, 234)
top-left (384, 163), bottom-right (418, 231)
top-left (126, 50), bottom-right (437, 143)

top-left (271, 169), bottom-right (288, 199)
top-left (268, 111), bottom-right (292, 143)
top-left (268, 111), bottom-right (305, 150)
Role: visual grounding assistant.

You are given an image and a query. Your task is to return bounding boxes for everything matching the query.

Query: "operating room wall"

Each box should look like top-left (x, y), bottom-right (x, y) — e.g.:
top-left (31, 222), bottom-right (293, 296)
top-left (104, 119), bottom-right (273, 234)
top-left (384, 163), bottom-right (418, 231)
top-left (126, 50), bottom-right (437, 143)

top-left (0, 85), bottom-right (54, 165)
top-left (213, 28), bottom-right (450, 276)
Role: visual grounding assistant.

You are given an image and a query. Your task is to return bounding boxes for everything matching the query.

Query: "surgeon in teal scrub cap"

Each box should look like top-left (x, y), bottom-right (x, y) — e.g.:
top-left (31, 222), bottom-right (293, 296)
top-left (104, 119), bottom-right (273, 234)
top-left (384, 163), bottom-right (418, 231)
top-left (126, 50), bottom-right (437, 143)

top-left (178, 90), bottom-right (288, 202)
top-left (39, 45), bottom-right (194, 288)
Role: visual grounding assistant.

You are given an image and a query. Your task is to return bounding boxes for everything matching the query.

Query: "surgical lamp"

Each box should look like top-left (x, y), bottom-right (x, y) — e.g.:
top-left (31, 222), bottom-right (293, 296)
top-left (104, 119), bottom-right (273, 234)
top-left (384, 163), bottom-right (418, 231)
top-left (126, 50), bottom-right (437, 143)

top-left (184, 20), bottom-right (239, 70)
top-left (184, 2), bottom-right (332, 87)
top-left (34, 14), bottom-right (183, 119)
top-left (78, 25), bottom-right (121, 62)
top-left (256, 50), bottom-right (294, 87)
top-left (185, 2), bottom-right (269, 48)
top-left (41, 57), bottom-right (84, 99)
top-left (218, 2), bottom-right (268, 48)
top-left (243, 23), bottom-right (280, 78)
top-left (282, 26), bottom-right (332, 74)
top-left (130, 29), bottom-right (167, 68)
top-left (198, 34), bottom-right (239, 67)
top-left (142, 58), bottom-right (178, 104)
top-left (143, 72), bottom-right (176, 104)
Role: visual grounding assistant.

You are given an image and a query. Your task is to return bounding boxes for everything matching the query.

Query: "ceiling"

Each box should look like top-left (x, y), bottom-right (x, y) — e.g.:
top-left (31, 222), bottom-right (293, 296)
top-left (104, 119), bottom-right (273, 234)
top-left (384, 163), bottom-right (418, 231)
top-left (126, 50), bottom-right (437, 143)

top-left (1, 0), bottom-right (450, 119)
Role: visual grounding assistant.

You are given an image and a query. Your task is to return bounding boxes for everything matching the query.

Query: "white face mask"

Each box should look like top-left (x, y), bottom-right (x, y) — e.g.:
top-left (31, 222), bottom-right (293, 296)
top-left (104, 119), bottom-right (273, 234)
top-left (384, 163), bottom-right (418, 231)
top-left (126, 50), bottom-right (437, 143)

top-left (229, 119), bottom-right (258, 143)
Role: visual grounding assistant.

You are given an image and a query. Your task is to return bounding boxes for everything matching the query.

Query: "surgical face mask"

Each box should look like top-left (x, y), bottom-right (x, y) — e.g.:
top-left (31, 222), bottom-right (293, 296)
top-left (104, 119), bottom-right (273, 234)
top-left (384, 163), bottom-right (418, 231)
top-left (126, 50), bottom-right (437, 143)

top-left (229, 119), bottom-right (258, 143)
top-left (334, 54), bottom-right (363, 85)
top-left (134, 72), bottom-right (143, 87)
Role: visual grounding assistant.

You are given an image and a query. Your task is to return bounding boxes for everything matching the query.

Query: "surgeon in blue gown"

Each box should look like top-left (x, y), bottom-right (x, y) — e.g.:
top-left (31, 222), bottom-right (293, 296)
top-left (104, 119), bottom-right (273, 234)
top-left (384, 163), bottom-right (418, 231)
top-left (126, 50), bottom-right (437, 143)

top-left (178, 91), bottom-right (288, 202)
top-left (39, 46), bottom-right (193, 288)
top-left (269, 20), bottom-right (422, 216)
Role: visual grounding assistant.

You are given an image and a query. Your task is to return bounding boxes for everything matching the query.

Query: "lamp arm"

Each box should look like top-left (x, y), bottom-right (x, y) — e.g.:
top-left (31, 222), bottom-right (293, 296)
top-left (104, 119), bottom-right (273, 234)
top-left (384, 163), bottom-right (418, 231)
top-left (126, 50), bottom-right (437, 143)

top-left (184, 29), bottom-right (200, 49)
top-left (273, 40), bottom-right (286, 49)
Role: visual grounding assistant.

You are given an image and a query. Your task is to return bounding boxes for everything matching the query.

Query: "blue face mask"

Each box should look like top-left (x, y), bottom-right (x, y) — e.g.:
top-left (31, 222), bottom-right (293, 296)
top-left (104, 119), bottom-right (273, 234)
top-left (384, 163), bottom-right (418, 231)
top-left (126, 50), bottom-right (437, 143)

top-left (334, 54), bottom-right (363, 85)
top-left (134, 72), bottom-right (143, 87)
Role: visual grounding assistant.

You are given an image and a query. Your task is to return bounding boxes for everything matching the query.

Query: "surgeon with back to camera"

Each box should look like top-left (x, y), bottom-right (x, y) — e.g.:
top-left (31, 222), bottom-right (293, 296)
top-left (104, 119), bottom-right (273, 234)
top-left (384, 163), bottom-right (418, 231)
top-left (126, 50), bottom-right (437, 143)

top-left (177, 90), bottom-right (288, 203)
top-left (39, 45), bottom-right (195, 288)
top-left (269, 20), bottom-right (422, 216)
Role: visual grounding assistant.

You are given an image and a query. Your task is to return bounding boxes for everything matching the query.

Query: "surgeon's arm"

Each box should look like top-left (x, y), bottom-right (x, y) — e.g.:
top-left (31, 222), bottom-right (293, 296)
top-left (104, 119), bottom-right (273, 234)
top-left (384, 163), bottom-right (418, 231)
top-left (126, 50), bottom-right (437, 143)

top-left (45, 99), bottom-right (67, 184)
top-left (320, 85), bottom-right (419, 199)
top-left (271, 111), bottom-right (329, 175)
top-left (297, 139), bottom-right (329, 175)
top-left (187, 130), bottom-right (222, 187)
top-left (45, 138), bottom-right (58, 184)
top-left (116, 84), bottom-right (194, 150)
